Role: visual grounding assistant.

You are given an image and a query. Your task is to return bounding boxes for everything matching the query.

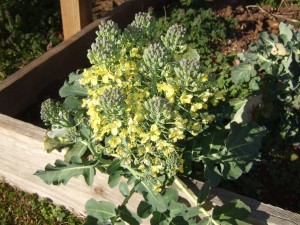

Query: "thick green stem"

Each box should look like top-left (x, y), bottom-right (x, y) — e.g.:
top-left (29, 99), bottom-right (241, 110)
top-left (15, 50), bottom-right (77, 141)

top-left (174, 176), bottom-right (219, 225)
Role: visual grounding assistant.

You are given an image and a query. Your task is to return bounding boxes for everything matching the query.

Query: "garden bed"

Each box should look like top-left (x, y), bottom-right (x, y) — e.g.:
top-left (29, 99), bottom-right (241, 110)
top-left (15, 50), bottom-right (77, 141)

top-left (0, 0), bottom-right (300, 224)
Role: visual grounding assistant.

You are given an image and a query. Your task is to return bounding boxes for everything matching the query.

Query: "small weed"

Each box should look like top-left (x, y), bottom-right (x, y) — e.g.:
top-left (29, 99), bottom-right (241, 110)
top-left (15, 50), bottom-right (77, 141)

top-left (0, 181), bottom-right (84, 224)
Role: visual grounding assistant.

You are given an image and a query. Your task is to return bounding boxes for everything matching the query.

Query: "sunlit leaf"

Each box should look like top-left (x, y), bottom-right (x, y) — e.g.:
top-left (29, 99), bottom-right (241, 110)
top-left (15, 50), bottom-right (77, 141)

top-left (85, 199), bottom-right (116, 223)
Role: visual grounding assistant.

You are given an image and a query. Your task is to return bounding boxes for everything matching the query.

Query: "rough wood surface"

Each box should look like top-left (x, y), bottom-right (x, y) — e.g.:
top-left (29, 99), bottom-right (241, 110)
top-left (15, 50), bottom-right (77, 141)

top-left (0, 113), bottom-right (300, 224)
top-left (60, 0), bottom-right (93, 39)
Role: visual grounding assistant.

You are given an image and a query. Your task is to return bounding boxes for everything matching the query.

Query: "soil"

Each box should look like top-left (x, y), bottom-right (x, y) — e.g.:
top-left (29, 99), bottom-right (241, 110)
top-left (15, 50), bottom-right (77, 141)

top-left (214, 2), bottom-right (300, 54)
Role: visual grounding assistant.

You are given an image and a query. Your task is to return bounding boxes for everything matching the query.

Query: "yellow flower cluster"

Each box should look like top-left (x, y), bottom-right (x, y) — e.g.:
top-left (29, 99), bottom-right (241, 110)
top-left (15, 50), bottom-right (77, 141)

top-left (79, 19), bottom-right (225, 182)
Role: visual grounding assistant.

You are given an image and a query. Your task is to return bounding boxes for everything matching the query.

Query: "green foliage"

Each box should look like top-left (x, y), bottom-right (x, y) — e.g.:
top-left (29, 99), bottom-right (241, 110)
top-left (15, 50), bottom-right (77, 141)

top-left (0, 181), bottom-right (84, 224)
top-left (231, 22), bottom-right (300, 157)
top-left (36, 12), bottom-right (266, 225)
top-left (0, 0), bottom-right (61, 79)
top-left (154, 3), bottom-right (240, 99)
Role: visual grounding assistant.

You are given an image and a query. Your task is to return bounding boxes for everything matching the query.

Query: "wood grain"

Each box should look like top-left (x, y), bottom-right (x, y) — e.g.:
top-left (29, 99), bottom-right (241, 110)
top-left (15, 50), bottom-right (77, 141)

top-left (0, 113), bottom-right (300, 224)
top-left (60, 0), bottom-right (93, 40)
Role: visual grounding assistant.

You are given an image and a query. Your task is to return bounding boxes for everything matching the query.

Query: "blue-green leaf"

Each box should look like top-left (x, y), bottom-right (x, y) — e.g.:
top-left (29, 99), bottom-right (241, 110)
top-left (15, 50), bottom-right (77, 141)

top-left (279, 22), bottom-right (293, 44)
top-left (85, 199), bottom-right (116, 223)
top-left (35, 158), bottom-right (96, 186)
top-left (108, 171), bottom-right (122, 188)
top-left (231, 63), bottom-right (256, 84)
top-left (119, 181), bottom-right (130, 197)
top-left (137, 201), bottom-right (152, 219)
top-left (135, 180), bottom-right (168, 213)
top-left (107, 158), bottom-right (122, 175)
top-left (118, 205), bottom-right (140, 225)
top-left (197, 180), bottom-right (211, 205)
top-left (65, 141), bottom-right (87, 162)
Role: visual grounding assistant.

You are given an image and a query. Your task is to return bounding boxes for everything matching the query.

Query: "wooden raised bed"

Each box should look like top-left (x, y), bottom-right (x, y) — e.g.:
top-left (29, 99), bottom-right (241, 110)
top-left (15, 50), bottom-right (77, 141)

top-left (0, 1), bottom-right (299, 224)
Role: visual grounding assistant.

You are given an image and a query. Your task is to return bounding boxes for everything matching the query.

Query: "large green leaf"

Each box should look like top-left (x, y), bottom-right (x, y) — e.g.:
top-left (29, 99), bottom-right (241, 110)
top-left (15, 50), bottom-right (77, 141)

top-left (64, 141), bottom-right (87, 162)
top-left (118, 205), bottom-right (141, 225)
top-left (59, 72), bottom-right (87, 97)
top-left (168, 201), bottom-right (188, 218)
top-left (137, 201), bottom-right (152, 219)
top-left (119, 181), bottom-right (130, 197)
top-left (35, 158), bottom-right (96, 186)
top-left (279, 22), bottom-right (293, 44)
top-left (150, 211), bottom-right (169, 225)
top-left (135, 180), bottom-right (168, 213)
top-left (226, 122), bottom-right (266, 157)
top-left (231, 63), bottom-right (256, 84)
top-left (85, 199), bottom-right (116, 223)
top-left (197, 180), bottom-right (211, 205)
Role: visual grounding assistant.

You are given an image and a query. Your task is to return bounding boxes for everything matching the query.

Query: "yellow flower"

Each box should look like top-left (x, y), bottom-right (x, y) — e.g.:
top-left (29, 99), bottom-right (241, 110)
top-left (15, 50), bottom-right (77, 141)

top-left (102, 75), bottom-right (110, 83)
top-left (149, 124), bottom-right (161, 142)
top-left (157, 82), bottom-right (176, 103)
top-left (151, 165), bottom-right (162, 176)
top-left (200, 73), bottom-right (208, 82)
top-left (180, 92), bottom-right (193, 104)
top-left (130, 48), bottom-right (141, 58)
top-left (168, 127), bottom-right (185, 142)
top-left (191, 122), bottom-right (202, 136)
top-left (108, 136), bottom-right (121, 148)
top-left (191, 103), bottom-right (203, 112)
top-left (111, 120), bottom-right (122, 136)
top-left (202, 115), bottom-right (215, 124)
top-left (200, 91), bottom-right (212, 102)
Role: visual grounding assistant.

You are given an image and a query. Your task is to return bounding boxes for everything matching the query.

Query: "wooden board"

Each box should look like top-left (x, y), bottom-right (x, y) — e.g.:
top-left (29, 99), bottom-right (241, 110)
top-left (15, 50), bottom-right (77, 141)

top-left (0, 0), bottom-right (163, 117)
top-left (0, 113), bottom-right (300, 225)
top-left (60, 0), bottom-right (93, 40)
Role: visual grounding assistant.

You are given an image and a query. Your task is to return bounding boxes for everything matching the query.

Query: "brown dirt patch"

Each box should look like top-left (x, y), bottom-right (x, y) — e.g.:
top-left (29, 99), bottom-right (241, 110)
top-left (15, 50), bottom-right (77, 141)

top-left (215, 2), bottom-right (300, 54)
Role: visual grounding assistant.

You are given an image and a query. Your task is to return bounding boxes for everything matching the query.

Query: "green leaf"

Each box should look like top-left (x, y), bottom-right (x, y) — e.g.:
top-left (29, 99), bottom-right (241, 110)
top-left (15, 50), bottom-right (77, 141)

top-left (203, 160), bottom-right (221, 187)
top-left (279, 22), bottom-right (293, 44)
top-left (163, 188), bottom-right (179, 203)
top-left (44, 135), bottom-right (72, 153)
top-left (249, 77), bottom-right (260, 91)
top-left (150, 211), bottom-right (169, 225)
top-left (35, 158), bottom-right (96, 186)
top-left (107, 158), bottom-right (122, 175)
top-left (118, 205), bottom-right (140, 225)
top-left (59, 73), bottom-right (87, 97)
top-left (222, 162), bottom-right (243, 180)
top-left (212, 199), bottom-right (250, 223)
top-left (169, 201), bottom-right (188, 218)
top-left (170, 216), bottom-right (189, 225)
top-left (65, 141), bottom-right (87, 162)
top-left (185, 207), bottom-right (200, 219)
top-left (135, 180), bottom-right (168, 213)
top-left (231, 63), bottom-right (256, 84)
top-left (84, 215), bottom-right (99, 225)
top-left (197, 180), bottom-right (211, 205)
top-left (137, 201), bottom-right (152, 219)
top-left (119, 181), bottom-right (130, 197)
top-left (182, 48), bottom-right (200, 60)
top-left (63, 96), bottom-right (83, 110)
top-left (226, 122), bottom-right (266, 158)
top-left (108, 171), bottom-right (122, 188)
top-left (85, 199), bottom-right (116, 223)
top-left (198, 216), bottom-right (213, 225)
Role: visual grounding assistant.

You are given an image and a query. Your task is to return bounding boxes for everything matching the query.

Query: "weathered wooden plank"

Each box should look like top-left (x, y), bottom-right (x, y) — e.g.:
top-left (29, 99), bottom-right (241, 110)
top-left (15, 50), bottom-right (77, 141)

top-left (60, 0), bottom-right (93, 40)
top-left (1, 113), bottom-right (299, 224)
top-left (0, 113), bottom-right (143, 217)
top-left (0, 0), bottom-right (163, 117)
